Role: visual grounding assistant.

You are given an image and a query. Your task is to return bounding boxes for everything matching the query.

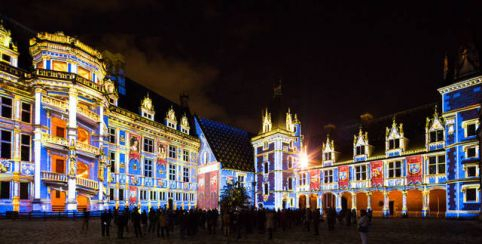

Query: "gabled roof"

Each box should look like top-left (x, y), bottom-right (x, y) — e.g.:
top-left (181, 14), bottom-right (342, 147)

top-left (117, 77), bottom-right (196, 136)
top-left (196, 116), bottom-right (254, 172)
top-left (329, 103), bottom-right (438, 162)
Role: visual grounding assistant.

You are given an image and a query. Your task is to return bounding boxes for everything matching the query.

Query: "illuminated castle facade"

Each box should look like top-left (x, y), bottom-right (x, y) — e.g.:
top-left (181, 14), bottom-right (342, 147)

top-left (253, 50), bottom-right (481, 219)
top-left (0, 22), bottom-right (200, 212)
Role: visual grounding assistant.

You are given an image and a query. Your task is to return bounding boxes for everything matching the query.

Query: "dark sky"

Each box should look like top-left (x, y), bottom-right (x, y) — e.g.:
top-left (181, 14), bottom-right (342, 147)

top-left (2, 0), bottom-right (482, 146)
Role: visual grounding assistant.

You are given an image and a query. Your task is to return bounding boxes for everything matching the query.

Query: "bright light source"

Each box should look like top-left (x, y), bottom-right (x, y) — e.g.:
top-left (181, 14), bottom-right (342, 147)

top-left (299, 152), bottom-right (309, 168)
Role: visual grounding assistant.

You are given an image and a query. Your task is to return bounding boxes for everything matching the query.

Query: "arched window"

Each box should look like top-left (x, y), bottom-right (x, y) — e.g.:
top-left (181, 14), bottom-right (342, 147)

top-left (288, 177), bottom-right (293, 190)
top-left (264, 162), bottom-right (269, 174)
top-left (287, 157), bottom-right (293, 169)
top-left (264, 183), bottom-right (269, 195)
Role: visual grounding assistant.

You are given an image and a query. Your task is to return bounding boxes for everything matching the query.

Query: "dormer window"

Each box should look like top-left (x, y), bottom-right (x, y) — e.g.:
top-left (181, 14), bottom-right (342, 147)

top-left (180, 114), bottom-right (190, 135)
top-left (388, 138), bottom-right (400, 150)
top-left (322, 135), bottom-right (335, 164)
top-left (429, 130), bottom-right (444, 143)
top-left (165, 106), bottom-right (177, 129)
top-left (356, 145), bottom-right (365, 156)
top-left (324, 152), bottom-right (332, 161)
top-left (386, 119), bottom-right (405, 153)
top-left (140, 94), bottom-right (155, 121)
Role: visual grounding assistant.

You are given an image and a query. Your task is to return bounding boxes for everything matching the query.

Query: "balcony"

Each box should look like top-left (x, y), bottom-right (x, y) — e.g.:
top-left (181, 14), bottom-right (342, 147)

top-left (76, 142), bottom-right (99, 155)
top-left (41, 171), bottom-right (67, 183)
top-left (41, 133), bottom-right (68, 147)
top-left (76, 177), bottom-right (99, 191)
top-left (41, 171), bottom-right (98, 191)
top-left (42, 96), bottom-right (68, 111)
top-left (77, 105), bottom-right (99, 123)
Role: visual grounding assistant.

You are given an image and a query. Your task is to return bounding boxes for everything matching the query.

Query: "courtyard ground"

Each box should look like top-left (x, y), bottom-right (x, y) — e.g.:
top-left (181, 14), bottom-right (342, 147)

top-left (0, 217), bottom-right (481, 244)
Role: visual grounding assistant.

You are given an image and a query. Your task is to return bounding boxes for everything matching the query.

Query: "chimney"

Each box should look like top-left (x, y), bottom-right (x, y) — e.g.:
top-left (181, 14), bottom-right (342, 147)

top-left (180, 92), bottom-right (189, 109)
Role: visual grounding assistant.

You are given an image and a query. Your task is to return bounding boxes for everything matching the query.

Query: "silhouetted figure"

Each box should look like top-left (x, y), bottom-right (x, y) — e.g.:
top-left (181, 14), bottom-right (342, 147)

top-left (327, 208), bottom-right (336, 231)
top-left (81, 208), bottom-right (90, 232)
top-left (101, 209), bottom-right (112, 237)
top-left (313, 209), bottom-right (320, 235)
top-left (358, 209), bottom-right (369, 244)
top-left (132, 208), bottom-right (142, 238)
top-left (266, 211), bottom-right (274, 240)
top-left (116, 213), bottom-right (125, 239)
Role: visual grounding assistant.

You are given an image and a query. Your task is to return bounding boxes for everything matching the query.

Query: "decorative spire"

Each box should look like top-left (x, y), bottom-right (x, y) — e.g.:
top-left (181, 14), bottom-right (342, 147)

top-left (443, 53), bottom-right (449, 80)
top-left (273, 79), bottom-right (282, 97)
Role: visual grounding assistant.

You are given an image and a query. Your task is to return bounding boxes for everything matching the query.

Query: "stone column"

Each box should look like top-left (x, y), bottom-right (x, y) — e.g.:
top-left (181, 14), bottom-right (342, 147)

top-left (319, 195), bottom-right (323, 215)
top-left (402, 190), bottom-right (408, 216)
top-left (336, 192), bottom-right (342, 213)
top-left (66, 88), bottom-right (78, 211)
top-left (367, 192), bottom-right (372, 210)
top-left (351, 192), bottom-right (357, 210)
top-left (12, 125), bottom-right (21, 212)
top-left (422, 189), bottom-right (429, 217)
top-left (383, 190), bottom-right (389, 217)
top-left (97, 105), bottom-right (106, 210)
top-left (32, 87), bottom-right (43, 211)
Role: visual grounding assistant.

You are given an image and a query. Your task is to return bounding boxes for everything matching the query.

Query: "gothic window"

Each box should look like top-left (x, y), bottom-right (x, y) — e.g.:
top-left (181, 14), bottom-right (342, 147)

top-left (183, 167), bottom-right (189, 182)
top-left (21, 102), bottom-right (31, 123)
top-left (356, 145), bottom-right (365, 156)
top-left (20, 134), bottom-right (31, 161)
top-left (388, 139), bottom-right (400, 150)
top-left (429, 130), bottom-right (444, 143)
top-left (264, 162), bottom-right (269, 174)
top-left (168, 145), bottom-right (177, 159)
top-left (263, 183), bottom-right (269, 195)
top-left (109, 151), bottom-right (116, 173)
top-left (466, 122), bottom-right (477, 137)
top-left (466, 165), bottom-right (477, 177)
top-left (0, 130), bottom-right (12, 159)
top-left (428, 155), bottom-right (445, 175)
top-left (19, 182), bottom-right (29, 200)
top-left (144, 159), bottom-right (153, 178)
top-left (324, 152), bottom-right (332, 161)
top-left (169, 164), bottom-right (176, 181)
top-left (0, 96), bottom-right (12, 119)
top-left (354, 165), bottom-right (367, 180)
top-left (108, 128), bottom-right (116, 144)
top-left (287, 157), bottom-right (293, 169)
top-left (466, 146), bottom-right (477, 158)
top-left (287, 177), bottom-right (293, 190)
top-left (388, 161), bottom-right (402, 178)
top-left (143, 138), bottom-right (154, 153)
top-left (0, 181), bottom-right (10, 199)
top-left (323, 170), bottom-right (333, 183)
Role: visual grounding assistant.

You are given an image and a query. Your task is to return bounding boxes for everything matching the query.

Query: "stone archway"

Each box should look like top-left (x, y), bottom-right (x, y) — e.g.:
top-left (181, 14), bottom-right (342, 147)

top-left (77, 194), bottom-right (90, 211)
top-left (309, 194), bottom-right (318, 210)
top-left (322, 192), bottom-right (336, 211)
top-left (407, 189), bottom-right (423, 217)
top-left (429, 189), bottom-right (446, 218)
top-left (341, 192), bottom-right (352, 211)
top-left (370, 191), bottom-right (384, 217)
top-left (51, 189), bottom-right (66, 212)
top-left (299, 194), bottom-right (307, 209)
top-left (356, 192), bottom-right (368, 214)
top-left (388, 190), bottom-right (403, 217)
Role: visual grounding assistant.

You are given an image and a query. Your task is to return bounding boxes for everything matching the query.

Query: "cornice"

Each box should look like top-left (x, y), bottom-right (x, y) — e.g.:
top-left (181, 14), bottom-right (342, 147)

top-left (438, 75), bottom-right (482, 95)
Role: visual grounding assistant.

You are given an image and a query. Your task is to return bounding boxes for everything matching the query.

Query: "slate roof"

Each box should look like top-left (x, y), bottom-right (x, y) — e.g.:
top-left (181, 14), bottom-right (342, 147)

top-left (117, 77), bottom-right (196, 136)
top-left (329, 103), bottom-right (438, 162)
top-left (196, 116), bottom-right (254, 172)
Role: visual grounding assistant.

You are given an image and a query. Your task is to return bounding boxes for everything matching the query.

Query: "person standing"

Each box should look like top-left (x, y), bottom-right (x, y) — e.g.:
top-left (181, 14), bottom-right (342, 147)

top-left (117, 212), bottom-right (125, 239)
top-left (81, 208), bottom-right (90, 233)
top-left (327, 207), bottom-right (335, 231)
top-left (148, 207), bottom-right (157, 233)
top-left (222, 211), bottom-right (231, 237)
top-left (132, 207), bottom-right (142, 238)
top-left (312, 209), bottom-right (320, 235)
top-left (266, 211), bottom-right (274, 240)
top-left (101, 209), bottom-right (112, 237)
top-left (141, 209), bottom-right (148, 234)
top-left (358, 209), bottom-right (369, 244)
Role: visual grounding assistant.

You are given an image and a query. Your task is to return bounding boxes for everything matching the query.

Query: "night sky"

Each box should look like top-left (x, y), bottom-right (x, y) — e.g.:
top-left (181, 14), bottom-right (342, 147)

top-left (2, 1), bottom-right (482, 146)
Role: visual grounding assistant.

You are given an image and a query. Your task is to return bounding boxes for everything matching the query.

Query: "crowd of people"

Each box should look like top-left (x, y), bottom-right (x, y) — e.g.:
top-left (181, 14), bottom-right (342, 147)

top-left (94, 206), bottom-right (372, 242)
